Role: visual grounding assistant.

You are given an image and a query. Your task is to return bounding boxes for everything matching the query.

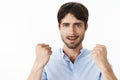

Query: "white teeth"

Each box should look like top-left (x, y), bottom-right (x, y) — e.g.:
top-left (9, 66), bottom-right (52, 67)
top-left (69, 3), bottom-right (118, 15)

top-left (69, 37), bottom-right (76, 39)
top-left (67, 36), bottom-right (78, 40)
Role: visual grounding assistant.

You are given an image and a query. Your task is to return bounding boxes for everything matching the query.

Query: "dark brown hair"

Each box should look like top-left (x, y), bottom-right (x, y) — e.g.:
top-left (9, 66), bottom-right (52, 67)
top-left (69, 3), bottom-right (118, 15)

top-left (57, 2), bottom-right (89, 27)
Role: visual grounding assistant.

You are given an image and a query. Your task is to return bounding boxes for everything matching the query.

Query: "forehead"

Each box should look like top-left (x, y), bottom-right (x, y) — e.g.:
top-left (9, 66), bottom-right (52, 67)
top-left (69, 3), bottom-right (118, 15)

top-left (61, 13), bottom-right (83, 23)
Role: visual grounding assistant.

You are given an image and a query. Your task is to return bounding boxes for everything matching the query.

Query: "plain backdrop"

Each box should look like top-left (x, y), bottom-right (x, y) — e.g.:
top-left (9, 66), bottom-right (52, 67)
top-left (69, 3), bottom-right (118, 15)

top-left (0, 0), bottom-right (120, 80)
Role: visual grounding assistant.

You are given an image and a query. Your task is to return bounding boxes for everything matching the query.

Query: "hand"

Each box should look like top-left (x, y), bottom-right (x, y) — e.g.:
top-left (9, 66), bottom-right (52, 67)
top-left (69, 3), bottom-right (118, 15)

top-left (28, 44), bottom-right (52, 80)
top-left (91, 44), bottom-right (109, 70)
top-left (34, 43), bottom-right (52, 70)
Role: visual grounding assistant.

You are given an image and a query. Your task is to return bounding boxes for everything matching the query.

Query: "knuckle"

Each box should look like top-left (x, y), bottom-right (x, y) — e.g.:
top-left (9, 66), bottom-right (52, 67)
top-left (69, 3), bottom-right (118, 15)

top-left (37, 44), bottom-right (42, 47)
top-left (92, 50), bottom-right (100, 56)
top-left (45, 49), bottom-right (51, 54)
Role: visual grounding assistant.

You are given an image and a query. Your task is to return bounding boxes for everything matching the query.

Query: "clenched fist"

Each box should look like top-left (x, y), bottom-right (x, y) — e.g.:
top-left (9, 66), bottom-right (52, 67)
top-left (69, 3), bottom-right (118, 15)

top-left (35, 43), bottom-right (52, 70)
top-left (91, 45), bottom-right (118, 80)
top-left (91, 44), bottom-right (109, 70)
top-left (27, 43), bottom-right (52, 80)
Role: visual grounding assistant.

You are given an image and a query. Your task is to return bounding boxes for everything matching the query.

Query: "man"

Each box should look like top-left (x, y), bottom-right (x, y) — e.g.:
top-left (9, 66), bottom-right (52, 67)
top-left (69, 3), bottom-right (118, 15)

top-left (28, 2), bottom-right (117, 80)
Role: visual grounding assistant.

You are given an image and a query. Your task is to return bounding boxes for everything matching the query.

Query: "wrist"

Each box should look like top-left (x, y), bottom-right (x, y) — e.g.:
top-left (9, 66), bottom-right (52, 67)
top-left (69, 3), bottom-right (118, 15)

top-left (32, 61), bottom-right (44, 73)
top-left (100, 62), bottom-right (113, 74)
top-left (98, 60), bottom-right (110, 70)
top-left (100, 63), bottom-right (118, 80)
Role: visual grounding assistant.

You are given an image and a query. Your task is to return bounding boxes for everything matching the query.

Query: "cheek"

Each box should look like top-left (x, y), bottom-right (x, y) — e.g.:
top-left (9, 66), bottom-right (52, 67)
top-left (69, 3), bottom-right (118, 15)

top-left (77, 29), bottom-right (85, 34)
top-left (61, 31), bottom-right (66, 37)
top-left (60, 29), bottom-right (67, 35)
top-left (60, 31), bottom-right (67, 39)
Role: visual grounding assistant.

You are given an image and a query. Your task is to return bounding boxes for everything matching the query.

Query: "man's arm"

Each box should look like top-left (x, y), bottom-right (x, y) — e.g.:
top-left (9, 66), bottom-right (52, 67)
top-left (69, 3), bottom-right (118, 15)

top-left (91, 44), bottom-right (117, 80)
top-left (27, 44), bottom-right (52, 80)
top-left (27, 61), bottom-right (44, 80)
top-left (100, 61), bottom-right (117, 80)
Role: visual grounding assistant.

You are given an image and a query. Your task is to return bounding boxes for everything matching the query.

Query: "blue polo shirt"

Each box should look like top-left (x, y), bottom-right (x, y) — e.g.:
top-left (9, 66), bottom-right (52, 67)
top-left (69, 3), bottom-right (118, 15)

top-left (41, 48), bottom-right (103, 80)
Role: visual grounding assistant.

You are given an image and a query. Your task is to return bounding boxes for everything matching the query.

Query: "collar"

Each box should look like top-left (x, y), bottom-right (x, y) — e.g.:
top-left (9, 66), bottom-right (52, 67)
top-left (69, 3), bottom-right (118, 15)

top-left (60, 48), bottom-right (86, 60)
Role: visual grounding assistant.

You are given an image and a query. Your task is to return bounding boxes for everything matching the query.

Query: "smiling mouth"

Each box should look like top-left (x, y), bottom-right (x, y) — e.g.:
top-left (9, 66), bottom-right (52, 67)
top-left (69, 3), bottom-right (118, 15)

top-left (67, 36), bottom-right (79, 40)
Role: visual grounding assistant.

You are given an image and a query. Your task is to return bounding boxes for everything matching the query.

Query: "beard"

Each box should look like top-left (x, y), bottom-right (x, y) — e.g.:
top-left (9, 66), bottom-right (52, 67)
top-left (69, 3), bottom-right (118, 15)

top-left (61, 34), bottom-right (85, 49)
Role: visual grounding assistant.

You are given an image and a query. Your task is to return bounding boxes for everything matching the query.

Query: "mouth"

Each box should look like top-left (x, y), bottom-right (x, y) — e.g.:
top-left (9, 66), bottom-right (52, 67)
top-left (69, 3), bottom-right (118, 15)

top-left (66, 36), bottom-right (79, 41)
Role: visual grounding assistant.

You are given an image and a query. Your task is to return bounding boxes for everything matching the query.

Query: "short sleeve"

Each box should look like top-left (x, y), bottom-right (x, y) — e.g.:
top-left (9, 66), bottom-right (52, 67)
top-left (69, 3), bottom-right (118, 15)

top-left (41, 69), bottom-right (47, 80)
top-left (99, 72), bottom-right (103, 80)
top-left (99, 63), bottom-right (113, 80)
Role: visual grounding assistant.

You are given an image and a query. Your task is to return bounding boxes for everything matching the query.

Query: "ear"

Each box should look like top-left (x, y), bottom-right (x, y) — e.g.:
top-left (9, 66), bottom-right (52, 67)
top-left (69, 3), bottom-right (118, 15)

top-left (85, 23), bottom-right (88, 31)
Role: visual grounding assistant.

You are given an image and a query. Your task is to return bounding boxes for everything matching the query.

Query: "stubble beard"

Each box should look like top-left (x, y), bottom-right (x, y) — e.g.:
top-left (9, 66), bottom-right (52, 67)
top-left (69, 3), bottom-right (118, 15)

top-left (61, 34), bottom-right (85, 49)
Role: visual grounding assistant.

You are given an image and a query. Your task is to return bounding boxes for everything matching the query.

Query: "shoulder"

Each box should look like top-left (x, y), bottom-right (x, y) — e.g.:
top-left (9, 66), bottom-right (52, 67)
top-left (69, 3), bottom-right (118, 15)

top-left (44, 48), bottom-right (63, 69)
top-left (80, 48), bottom-right (92, 57)
top-left (51, 48), bottom-right (61, 56)
top-left (49, 47), bottom-right (62, 60)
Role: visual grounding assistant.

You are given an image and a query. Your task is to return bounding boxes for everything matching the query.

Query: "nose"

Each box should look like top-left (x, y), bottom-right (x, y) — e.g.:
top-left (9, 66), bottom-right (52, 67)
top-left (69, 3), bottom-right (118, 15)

top-left (69, 26), bottom-right (76, 34)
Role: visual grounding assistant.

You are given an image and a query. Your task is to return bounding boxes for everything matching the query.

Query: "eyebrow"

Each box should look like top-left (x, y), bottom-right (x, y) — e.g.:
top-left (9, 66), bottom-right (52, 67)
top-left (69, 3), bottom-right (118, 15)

top-left (61, 22), bottom-right (83, 27)
top-left (62, 23), bottom-right (69, 25)
top-left (73, 22), bottom-right (82, 25)
top-left (62, 22), bottom-right (83, 24)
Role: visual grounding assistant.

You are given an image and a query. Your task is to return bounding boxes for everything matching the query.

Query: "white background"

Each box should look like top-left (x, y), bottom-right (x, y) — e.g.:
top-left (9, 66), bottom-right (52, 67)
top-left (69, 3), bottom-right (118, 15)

top-left (0, 0), bottom-right (120, 80)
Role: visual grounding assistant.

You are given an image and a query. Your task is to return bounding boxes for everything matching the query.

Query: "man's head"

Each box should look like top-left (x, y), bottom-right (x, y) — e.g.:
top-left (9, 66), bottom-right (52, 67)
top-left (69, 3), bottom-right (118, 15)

top-left (57, 2), bottom-right (89, 49)
top-left (57, 2), bottom-right (89, 29)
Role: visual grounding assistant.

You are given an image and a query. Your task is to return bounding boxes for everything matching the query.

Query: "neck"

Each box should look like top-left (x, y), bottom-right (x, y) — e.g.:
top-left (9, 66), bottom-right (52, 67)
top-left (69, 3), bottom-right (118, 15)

top-left (63, 44), bottom-right (83, 63)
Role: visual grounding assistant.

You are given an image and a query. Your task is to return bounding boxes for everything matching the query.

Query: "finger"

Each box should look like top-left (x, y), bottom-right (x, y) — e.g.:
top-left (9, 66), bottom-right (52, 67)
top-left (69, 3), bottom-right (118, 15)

top-left (93, 47), bottom-right (103, 52)
top-left (96, 44), bottom-right (106, 49)
top-left (37, 43), bottom-right (50, 47)
top-left (44, 47), bottom-right (52, 55)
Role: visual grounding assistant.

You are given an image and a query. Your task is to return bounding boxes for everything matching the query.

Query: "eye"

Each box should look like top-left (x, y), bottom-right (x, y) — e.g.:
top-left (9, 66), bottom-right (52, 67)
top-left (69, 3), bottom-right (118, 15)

top-left (74, 23), bottom-right (81, 27)
top-left (62, 23), bottom-right (69, 27)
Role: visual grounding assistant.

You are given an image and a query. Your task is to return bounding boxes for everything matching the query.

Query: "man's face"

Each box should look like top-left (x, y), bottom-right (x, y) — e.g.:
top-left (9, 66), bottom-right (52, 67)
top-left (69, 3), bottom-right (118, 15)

top-left (59, 13), bottom-right (87, 49)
